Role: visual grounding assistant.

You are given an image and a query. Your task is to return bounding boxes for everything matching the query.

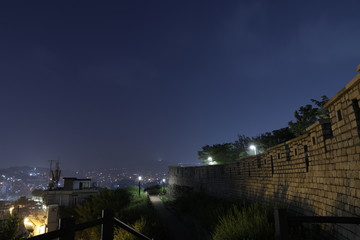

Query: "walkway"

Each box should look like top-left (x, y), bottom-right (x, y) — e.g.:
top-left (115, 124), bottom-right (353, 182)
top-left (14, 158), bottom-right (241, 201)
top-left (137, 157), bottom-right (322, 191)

top-left (149, 195), bottom-right (209, 240)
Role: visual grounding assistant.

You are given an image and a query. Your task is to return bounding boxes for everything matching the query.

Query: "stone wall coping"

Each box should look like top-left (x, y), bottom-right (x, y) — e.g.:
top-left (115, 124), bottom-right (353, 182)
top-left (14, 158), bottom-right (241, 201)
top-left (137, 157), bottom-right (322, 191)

top-left (284, 133), bottom-right (308, 145)
top-left (168, 164), bottom-right (224, 169)
top-left (306, 120), bottom-right (322, 132)
top-left (306, 118), bottom-right (331, 132)
top-left (324, 73), bottom-right (360, 108)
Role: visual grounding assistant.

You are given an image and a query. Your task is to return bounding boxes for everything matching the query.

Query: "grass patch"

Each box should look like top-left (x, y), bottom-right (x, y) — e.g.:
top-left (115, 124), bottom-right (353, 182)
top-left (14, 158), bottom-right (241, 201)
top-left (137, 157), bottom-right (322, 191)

top-left (172, 191), bottom-right (275, 240)
top-left (114, 217), bottom-right (148, 240)
top-left (159, 193), bottom-right (174, 207)
top-left (174, 191), bottom-right (233, 230)
top-left (212, 204), bottom-right (274, 240)
top-left (74, 186), bottom-right (167, 240)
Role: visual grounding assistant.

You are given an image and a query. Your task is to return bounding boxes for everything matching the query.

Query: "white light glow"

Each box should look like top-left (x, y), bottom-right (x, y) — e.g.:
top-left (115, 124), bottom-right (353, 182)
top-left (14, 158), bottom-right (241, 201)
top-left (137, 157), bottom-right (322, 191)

top-left (249, 145), bottom-right (257, 155)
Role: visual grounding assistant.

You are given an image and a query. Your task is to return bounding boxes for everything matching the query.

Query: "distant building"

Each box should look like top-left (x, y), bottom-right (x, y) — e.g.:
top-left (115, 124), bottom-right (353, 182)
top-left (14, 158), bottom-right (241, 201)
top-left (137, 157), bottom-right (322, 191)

top-left (44, 177), bottom-right (98, 208)
top-left (45, 204), bottom-right (59, 233)
top-left (42, 177), bottom-right (99, 233)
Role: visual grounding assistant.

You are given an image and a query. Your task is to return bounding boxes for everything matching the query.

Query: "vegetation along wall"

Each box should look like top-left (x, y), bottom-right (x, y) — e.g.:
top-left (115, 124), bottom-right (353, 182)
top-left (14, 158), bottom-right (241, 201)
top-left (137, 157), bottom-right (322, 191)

top-left (168, 66), bottom-right (360, 240)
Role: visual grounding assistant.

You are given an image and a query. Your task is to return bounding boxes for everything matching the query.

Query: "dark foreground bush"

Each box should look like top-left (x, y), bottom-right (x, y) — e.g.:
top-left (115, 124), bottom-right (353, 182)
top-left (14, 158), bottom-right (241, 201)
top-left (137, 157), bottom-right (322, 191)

top-left (175, 191), bottom-right (232, 230)
top-left (144, 185), bottom-right (161, 195)
top-left (173, 192), bottom-right (275, 240)
top-left (74, 186), bottom-right (167, 240)
top-left (212, 204), bottom-right (274, 240)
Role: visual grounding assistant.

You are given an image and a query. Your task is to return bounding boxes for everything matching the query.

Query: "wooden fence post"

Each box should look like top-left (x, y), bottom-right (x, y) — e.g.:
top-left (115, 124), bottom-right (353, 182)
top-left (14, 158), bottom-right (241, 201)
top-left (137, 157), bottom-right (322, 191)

top-left (274, 208), bottom-right (289, 240)
top-left (101, 209), bottom-right (114, 240)
top-left (59, 217), bottom-right (75, 240)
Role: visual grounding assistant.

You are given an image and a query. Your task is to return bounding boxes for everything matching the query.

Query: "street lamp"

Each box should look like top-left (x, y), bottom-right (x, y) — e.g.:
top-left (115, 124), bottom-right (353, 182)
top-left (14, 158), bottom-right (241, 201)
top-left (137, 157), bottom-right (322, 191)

top-left (249, 145), bottom-right (257, 155)
top-left (207, 156), bottom-right (214, 165)
top-left (207, 156), bottom-right (217, 165)
top-left (138, 176), bottom-right (142, 196)
top-left (162, 178), bottom-right (166, 194)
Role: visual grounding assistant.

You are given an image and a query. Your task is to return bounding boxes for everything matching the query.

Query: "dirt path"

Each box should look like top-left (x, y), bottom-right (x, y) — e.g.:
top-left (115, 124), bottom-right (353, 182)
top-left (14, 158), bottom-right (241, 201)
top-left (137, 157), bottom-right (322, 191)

top-left (149, 195), bottom-right (202, 240)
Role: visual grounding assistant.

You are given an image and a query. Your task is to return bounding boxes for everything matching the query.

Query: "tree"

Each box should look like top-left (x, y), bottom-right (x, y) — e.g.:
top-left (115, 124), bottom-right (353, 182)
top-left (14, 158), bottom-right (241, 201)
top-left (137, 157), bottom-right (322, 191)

top-left (31, 189), bottom-right (45, 197)
top-left (198, 143), bottom-right (237, 164)
top-left (253, 127), bottom-right (295, 149)
top-left (0, 214), bottom-right (24, 240)
top-left (75, 188), bottom-right (131, 221)
top-left (311, 95), bottom-right (329, 119)
top-left (14, 196), bottom-right (29, 206)
top-left (197, 96), bottom-right (329, 164)
top-left (74, 188), bottom-right (132, 240)
top-left (233, 135), bottom-right (251, 158)
top-left (197, 129), bottom-right (296, 164)
top-left (288, 96), bottom-right (329, 136)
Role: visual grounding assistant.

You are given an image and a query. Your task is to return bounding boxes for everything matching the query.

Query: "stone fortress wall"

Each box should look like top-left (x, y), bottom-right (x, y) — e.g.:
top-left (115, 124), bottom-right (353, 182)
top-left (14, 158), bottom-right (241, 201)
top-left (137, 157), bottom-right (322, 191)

top-left (168, 66), bottom-right (360, 240)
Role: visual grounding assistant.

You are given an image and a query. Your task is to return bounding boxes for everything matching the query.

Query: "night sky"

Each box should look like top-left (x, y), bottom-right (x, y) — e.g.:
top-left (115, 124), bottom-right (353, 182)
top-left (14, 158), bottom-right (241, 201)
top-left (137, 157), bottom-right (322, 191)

top-left (1, 1), bottom-right (360, 172)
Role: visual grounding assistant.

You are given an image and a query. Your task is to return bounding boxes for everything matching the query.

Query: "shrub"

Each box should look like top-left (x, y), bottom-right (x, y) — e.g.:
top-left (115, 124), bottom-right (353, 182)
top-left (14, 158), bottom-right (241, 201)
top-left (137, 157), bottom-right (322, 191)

top-left (0, 214), bottom-right (24, 240)
top-left (144, 185), bottom-right (161, 195)
top-left (114, 217), bottom-right (147, 240)
top-left (74, 186), bottom-right (166, 240)
top-left (174, 191), bottom-right (231, 229)
top-left (212, 204), bottom-right (274, 240)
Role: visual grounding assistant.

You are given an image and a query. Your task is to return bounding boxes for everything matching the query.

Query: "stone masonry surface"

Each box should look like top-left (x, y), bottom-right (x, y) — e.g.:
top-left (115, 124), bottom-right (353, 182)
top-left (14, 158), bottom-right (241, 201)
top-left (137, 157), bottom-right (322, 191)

top-left (168, 67), bottom-right (360, 240)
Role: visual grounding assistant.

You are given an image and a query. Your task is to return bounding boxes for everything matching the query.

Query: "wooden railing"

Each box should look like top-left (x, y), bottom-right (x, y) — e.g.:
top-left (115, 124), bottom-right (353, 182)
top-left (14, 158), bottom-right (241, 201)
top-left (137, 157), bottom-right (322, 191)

top-left (274, 208), bottom-right (360, 240)
top-left (27, 209), bottom-right (153, 240)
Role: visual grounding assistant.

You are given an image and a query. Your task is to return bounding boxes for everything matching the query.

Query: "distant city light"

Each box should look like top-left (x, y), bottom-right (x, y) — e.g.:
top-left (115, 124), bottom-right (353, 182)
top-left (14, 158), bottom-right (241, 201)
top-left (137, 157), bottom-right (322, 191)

top-left (0, 167), bottom-right (167, 199)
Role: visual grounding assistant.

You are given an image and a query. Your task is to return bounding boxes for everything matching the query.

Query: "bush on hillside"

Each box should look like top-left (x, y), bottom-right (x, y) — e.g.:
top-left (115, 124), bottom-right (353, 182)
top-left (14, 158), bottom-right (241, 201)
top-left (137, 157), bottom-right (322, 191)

top-left (74, 187), bottom-right (166, 240)
top-left (144, 185), bottom-right (162, 195)
top-left (212, 204), bottom-right (274, 240)
top-left (114, 217), bottom-right (148, 240)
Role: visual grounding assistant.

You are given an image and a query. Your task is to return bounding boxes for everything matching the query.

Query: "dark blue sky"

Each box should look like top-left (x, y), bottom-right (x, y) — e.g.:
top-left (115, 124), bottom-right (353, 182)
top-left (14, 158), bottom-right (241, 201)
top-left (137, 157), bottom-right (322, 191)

top-left (1, 1), bottom-right (359, 171)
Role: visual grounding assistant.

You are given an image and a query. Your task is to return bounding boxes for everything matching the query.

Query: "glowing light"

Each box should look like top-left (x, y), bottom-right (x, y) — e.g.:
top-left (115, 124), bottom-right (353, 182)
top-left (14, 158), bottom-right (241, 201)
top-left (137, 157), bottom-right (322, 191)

top-left (24, 218), bottom-right (34, 228)
top-left (138, 176), bottom-right (142, 181)
top-left (9, 207), bottom-right (14, 215)
top-left (249, 145), bottom-right (257, 155)
top-left (162, 178), bottom-right (166, 183)
top-left (38, 225), bottom-right (46, 234)
top-left (207, 156), bottom-right (216, 165)
top-left (23, 216), bottom-right (47, 236)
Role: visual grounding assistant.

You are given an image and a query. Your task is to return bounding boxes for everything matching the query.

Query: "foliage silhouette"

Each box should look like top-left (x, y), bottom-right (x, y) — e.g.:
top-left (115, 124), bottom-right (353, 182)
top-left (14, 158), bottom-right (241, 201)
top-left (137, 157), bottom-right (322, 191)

top-left (288, 96), bottom-right (329, 136)
top-left (0, 214), bottom-right (24, 240)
